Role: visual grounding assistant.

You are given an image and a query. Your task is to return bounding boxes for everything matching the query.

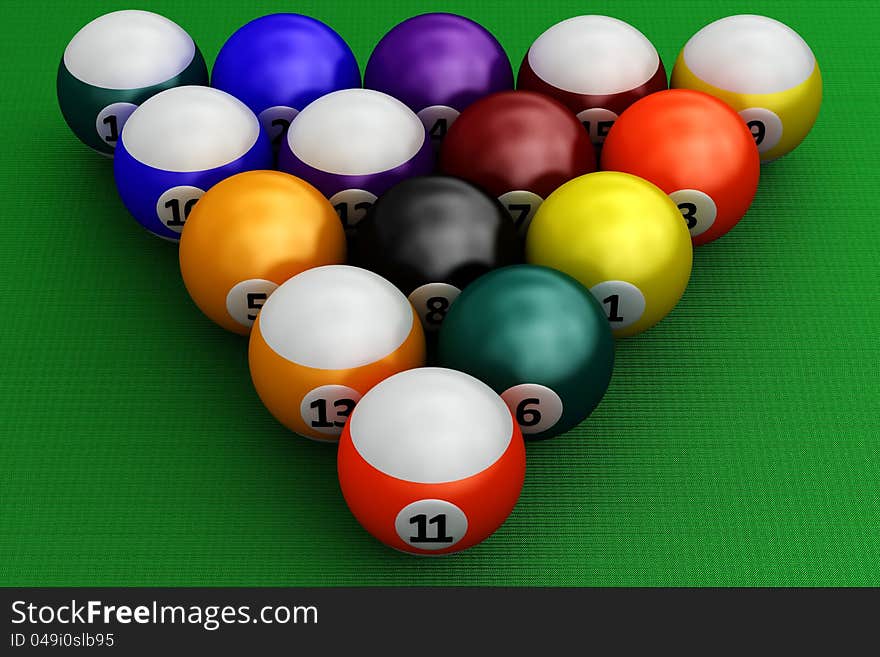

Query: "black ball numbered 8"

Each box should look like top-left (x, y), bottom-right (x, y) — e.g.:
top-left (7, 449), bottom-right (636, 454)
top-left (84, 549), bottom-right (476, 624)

top-left (354, 176), bottom-right (523, 334)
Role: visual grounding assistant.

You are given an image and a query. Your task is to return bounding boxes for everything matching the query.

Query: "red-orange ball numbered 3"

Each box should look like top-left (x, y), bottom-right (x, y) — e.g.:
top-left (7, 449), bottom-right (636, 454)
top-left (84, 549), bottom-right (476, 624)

top-left (601, 89), bottom-right (760, 246)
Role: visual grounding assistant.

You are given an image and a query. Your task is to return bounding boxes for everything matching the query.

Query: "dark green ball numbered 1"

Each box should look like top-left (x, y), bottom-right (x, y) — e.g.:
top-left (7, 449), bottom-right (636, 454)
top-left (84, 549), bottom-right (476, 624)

top-left (57, 10), bottom-right (207, 156)
top-left (439, 265), bottom-right (614, 440)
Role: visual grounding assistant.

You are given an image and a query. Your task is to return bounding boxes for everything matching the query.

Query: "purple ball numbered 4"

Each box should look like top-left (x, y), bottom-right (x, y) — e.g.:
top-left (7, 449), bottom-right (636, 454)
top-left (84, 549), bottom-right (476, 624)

top-left (113, 86), bottom-right (273, 241)
top-left (365, 13), bottom-right (514, 151)
top-left (278, 89), bottom-right (433, 237)
top-left (212, 13), bottom-right (361, 151)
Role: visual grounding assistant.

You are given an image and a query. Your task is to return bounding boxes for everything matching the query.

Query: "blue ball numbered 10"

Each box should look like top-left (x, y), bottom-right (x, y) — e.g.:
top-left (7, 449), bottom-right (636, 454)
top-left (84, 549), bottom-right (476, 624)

top-left (113, 86), bottom-right (273, 240)
top-left (57, 10), bottom-right (208, 156)
top-left (212, 13), bottom-right (361, 152)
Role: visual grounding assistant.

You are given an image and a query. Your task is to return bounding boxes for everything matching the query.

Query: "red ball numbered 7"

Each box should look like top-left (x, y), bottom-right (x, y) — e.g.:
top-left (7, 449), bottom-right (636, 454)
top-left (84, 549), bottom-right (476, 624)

top-left (338, 368), bottom-right (525, 554)
top-left (249, 266), bottom-right (425, 441)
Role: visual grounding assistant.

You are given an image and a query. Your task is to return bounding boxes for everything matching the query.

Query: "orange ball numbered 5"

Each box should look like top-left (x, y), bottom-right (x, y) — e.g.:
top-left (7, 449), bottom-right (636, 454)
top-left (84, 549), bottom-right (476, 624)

top-left (249, 266), bottom-right (426, 441)
top-left (601, 89), bottom-right (760, 246)
top-left (179, 170), bottom-right (346, 334)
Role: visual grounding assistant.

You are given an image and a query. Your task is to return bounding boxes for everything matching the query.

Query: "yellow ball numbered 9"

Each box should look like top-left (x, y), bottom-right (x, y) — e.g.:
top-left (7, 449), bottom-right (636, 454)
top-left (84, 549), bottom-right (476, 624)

top-left (526, 172), bottom-right (692, 337)
top-left (671, 14), bottom-right (821, 162)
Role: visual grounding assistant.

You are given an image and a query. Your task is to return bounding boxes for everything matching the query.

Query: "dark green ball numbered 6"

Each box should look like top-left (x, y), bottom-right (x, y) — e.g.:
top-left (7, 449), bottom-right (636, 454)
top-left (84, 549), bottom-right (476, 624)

top-left (438, 265), bottom-right (614, 440)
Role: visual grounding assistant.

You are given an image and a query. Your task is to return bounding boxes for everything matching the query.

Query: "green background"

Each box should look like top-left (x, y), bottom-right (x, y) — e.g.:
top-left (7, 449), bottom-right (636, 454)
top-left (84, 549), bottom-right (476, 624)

top-left (1, 0), bottom-right (878, 586)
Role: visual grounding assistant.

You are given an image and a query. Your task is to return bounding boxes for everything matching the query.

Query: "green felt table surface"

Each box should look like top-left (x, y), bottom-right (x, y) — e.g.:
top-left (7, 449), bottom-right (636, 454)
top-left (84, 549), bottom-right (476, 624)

top-left (1, 0), bottom-right (878, 587)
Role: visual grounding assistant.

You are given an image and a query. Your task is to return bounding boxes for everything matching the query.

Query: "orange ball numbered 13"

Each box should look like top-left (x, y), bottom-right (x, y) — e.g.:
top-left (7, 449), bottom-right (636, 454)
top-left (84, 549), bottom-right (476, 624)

top-left (249, 265), bottom-right (426, 441)
top-left (179, 170), bottom-right (346, 334)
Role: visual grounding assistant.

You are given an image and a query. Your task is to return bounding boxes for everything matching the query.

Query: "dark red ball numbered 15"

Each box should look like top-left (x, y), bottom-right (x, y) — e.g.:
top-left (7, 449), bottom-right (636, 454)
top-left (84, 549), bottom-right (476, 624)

top-left (601, 89), bottom-right (760, 245)
top-left (353, 176), bottom-right (522, 333)
top-left (440, 91), bottom-right (595, 234)
top-left (337, 367), bottom-right (525, 555)
top-left (517, 15), bottom-right (666, 146)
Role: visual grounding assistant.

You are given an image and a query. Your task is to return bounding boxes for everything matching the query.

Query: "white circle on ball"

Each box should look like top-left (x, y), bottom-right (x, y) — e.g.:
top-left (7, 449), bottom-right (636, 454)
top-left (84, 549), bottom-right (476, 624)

top-left (95, 102), bottom-right (138, 147)
top-left (395, 499), bottom-right (468, 550)
top-left (328, 189), bottom-right (378, 231)
top-left (122, 86), bottom-right (260, 172)
top-left (226, 279), bottom-right (278, 329)
top-left (498, 190), bottom-right (544, 235)
top-left (155, 185), bottom-right (204, 232)
top-left (589, 280), bottom-right (646, 330)
top-left (408, 283), bottom-right (462, 332)
top-left (576, 107), bottom-right (619, 145)
top-left (501, 384), bottom-right (564, 435)
top-left (528, 16), bottom-right (660, 95)
top-left (349, 368), bottom-right (514, 484)
top-left (669, 189), bottom-right (718, 238)
top-left (288, 89), bottom-right (426, 176)
top-left (682, 15), bottom-right (816, 94)
top-left (63, 10), bottom-right (196, 90)
top-left (738, 108), bottom-right (784, 154)
top-left (300, 385), bottom-right (362, 437)
top-left (258, 265), bottom-right (415, 370)
top-left (417, 105), bottom-right (460, 143)
top-left (258, 105), bottom-right (299, 145)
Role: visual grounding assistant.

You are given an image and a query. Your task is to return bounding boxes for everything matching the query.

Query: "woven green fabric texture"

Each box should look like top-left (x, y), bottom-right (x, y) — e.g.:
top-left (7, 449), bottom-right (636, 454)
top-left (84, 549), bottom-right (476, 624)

top-left (1, 0), bottom-right (878, 586)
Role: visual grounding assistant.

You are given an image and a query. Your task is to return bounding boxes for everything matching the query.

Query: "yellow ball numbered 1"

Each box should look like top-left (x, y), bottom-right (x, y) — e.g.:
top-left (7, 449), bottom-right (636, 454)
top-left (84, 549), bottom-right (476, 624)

top-left (526, 172), bottom-right (692, 337)
top-left (671, 14), bottom-right (821, 162)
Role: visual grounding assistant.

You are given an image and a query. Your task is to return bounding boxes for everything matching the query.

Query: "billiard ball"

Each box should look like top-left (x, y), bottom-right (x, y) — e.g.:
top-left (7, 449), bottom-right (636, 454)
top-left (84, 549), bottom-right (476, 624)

top-left (57, 10), bottom-right (208, 156)
top-left (517, 15), bottom-right (667, 146)
top-left (249, 265), bottom-right (425, 441)
top-left (338, 367), bottom-right (525, 554)
top-left (278, 89), bottom-right (433, 237)
top-left (179, 171), bottom-right (346, 334)
top-left (439, 265), bottom-right (613, 440)
top-left (114, 86), bottom-right (272, 241)
top-left (526, 172), bottom-right (692, 337)
top-left (602, 89), bottom-right (760, 246)
top-left (440, 90), bottom-right (595, 234)
top-left (212, 14), bottom-right (360, 151)
top-left (364, 13), bottom-right (513, 151)
top-left (353, 176), bottom-right (522, 334)
top-left (671, 15), bottom-right (822, 162)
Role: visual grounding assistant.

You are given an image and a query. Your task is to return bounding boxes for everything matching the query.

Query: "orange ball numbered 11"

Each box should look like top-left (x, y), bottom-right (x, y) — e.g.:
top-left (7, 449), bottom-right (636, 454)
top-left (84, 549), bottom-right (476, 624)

top-left (602, 89), bottom-right (760, 246)
top-left (249, 266), bottom-right (426, 441)
top-left (179, 170), bottom-right (346, 334)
